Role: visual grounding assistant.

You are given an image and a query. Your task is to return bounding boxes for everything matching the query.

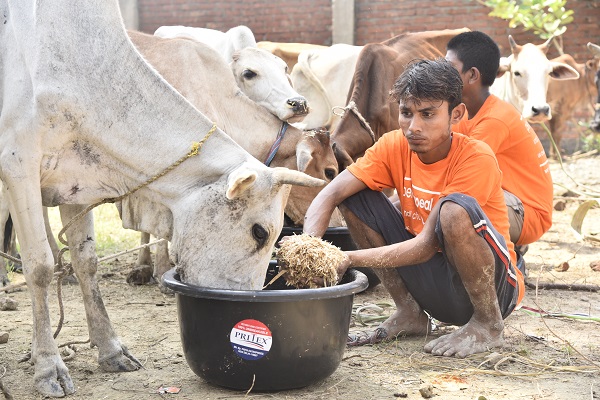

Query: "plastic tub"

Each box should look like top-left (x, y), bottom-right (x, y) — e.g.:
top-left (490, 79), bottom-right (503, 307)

top-left (162, 262), bottom-right (368, 391)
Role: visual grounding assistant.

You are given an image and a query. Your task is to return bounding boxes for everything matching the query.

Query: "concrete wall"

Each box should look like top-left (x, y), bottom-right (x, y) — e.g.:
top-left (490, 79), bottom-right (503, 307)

top-left (119, 0), bottom-right (139, 30)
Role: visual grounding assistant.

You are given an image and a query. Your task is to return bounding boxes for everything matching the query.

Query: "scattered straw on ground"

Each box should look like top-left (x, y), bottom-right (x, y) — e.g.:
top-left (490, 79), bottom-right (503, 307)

top-left (275, 234), bottom-right (346, 288)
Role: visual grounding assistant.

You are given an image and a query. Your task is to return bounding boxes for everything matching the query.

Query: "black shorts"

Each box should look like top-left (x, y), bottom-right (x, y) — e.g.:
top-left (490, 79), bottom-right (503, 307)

top-left (342, 190), bottom-right (521, 326)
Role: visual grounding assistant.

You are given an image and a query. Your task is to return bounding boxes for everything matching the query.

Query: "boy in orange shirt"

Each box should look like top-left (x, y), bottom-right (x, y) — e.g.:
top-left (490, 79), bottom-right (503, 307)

top-left (446, 31), bottom-right (553, 267)
top-left (300, 59), bottom-right (523, 358)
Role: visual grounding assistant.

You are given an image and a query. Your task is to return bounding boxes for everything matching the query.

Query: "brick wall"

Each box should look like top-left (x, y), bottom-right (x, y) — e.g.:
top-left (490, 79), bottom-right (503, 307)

top-left (138, 0), bottom-right (332, 44)
top-left (138, 0), bottom-right (599, 62)
top-left (137, 0), bottom-right (600, 153)
top-left (353, 0), bottom-right (599, 67)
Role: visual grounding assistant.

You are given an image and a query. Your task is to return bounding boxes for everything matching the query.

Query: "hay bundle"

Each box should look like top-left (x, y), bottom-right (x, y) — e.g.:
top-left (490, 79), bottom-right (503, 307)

top-left (275, 234), bottom-right (346, 288)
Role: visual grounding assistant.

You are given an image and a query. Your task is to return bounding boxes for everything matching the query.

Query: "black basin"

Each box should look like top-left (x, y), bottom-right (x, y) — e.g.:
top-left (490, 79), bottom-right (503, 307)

top-left (162, 263), bottom-right (368, 391)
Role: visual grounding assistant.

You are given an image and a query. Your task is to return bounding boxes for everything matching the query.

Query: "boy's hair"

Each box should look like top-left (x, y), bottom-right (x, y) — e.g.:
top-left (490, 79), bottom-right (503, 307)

top-left (391, 58), bottom-right (463, 112)
top-left (446, 31), bottom-right (500, 87)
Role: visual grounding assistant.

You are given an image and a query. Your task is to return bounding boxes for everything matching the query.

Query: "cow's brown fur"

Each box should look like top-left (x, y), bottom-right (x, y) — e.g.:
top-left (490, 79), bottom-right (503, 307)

top-left (257, 41), bottom-right (327, 71)
top-left (332, 28), bottom-right (470, 170)
top-left (546, 54), bottom-right (600, 157)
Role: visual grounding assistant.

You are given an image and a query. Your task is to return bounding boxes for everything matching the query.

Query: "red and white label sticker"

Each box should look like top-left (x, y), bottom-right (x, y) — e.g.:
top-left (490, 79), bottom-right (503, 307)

top-left (230, 319), bottom-right (272, 360)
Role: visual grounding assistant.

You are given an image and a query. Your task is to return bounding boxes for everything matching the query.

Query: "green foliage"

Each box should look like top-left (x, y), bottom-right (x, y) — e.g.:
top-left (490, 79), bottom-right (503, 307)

top-left (481, 0), bottom-right (574, 40)
top-left (580, 131), bottom-right (600, 153)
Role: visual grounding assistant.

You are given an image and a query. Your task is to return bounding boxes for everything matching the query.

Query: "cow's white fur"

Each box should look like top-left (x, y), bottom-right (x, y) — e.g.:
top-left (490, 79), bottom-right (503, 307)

top-left (128, 31), bottom-right (338, 282)
top-left (155, 25), bottom-right (257, 62)
top-left (291, 44), bottom-right (364, 131)
top-left (154, 25), bottom-right (308, 123)
top-left (0, 1), bottom-right (322, 396)
top-left (491, 35), bottom-right (580, 122)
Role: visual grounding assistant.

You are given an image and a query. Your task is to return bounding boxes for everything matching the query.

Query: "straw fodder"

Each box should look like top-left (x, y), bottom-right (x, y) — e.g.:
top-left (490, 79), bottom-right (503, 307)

top-left (276, 234), bottom-right (346, 288)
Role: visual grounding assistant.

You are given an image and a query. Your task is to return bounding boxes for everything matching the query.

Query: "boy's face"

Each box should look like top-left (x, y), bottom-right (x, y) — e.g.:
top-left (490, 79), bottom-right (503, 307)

top-left (398, 98), bottom-right (457, 164)
top-left (445, 50), bottom-right (469, 92)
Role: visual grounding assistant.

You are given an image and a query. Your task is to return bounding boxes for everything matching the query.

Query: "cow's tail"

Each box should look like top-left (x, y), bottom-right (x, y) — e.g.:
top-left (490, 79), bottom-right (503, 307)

top-left (3, 214), bottom-right (13, 253)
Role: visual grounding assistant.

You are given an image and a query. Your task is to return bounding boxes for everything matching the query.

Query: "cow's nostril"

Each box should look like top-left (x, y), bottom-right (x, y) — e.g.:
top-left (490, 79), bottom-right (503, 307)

top-left (287, 98), bottom-right (309, 114)
top-left (532, 105), bottom-right (550, 116)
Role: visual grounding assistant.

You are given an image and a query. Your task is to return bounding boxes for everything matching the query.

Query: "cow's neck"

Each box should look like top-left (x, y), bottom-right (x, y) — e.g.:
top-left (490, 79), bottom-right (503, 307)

top-left (31, 0), bottom-right (250, 206)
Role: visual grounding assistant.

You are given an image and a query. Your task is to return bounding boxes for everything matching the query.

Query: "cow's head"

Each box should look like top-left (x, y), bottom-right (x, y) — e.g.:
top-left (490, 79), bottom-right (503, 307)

top-left (283, 129), bottom-right (339, 225)
top-left (231, 48), bottom-right (309, 123)
top-left (118, 162), bottom-right (324, 290)
top-left (496, 35), bottom-right (580, 122)
top-left (589, 42), bottom-right (600, 132)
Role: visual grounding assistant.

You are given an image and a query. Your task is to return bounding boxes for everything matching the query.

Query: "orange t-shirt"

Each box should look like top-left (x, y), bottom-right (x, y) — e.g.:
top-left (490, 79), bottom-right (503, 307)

top-left (347, 130), bottom-right (523, 303)
top-left (453, 94), bottom-right (553, 245)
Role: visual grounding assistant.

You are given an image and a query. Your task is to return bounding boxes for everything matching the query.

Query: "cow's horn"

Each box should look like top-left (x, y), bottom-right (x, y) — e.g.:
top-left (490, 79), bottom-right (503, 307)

top-left (588, 42), bottom-right (600, 58)
top-left (508, 35), bottom-right (521, 54)
top-left (540, 36), bottom-right (553, 53)
top-left (271, 167), bottom-right (325, 187)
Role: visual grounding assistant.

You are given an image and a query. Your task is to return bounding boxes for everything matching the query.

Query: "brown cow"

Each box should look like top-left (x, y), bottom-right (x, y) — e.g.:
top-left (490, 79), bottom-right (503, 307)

top-left (546, 51), bottom-right (600, 157)
top-left (257, 41), bottom-right (327, 71)
top-left (331, 28), bottom-right (470, 170)
top-left (588, 42), bottom-right (600, 132)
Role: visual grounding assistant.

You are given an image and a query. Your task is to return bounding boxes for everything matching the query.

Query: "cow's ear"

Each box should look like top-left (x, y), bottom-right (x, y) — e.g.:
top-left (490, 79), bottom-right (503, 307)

top-left (549, 62), bottom-right (580, 81)
top-left (226, 166), bottom-right (258, 199)
top-left (585, 59), bottom-right (598, 71)
top-left (588, 42), bottom-right (600, 58)
top-left (496, 57), bottom-right (511, 78)
top-left (296, 142), bottom-right (313, 173)
top-left (232, 51), bottom-right (241, 62)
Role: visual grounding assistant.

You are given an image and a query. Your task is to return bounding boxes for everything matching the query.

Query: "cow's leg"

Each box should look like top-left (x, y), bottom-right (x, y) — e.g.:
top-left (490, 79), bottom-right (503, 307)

top-left (59, 204), bottom-right (142, 373)
top-left (0, 176), bottom-right (75, 397)
top-left (0, 186), bottom-right (11, 286)
top-left (136, 232), bottom-right (153, 267)
top-left (126, 232), bottom-right (154, 285)
top-left (154, 239), bottom-right (173, 293)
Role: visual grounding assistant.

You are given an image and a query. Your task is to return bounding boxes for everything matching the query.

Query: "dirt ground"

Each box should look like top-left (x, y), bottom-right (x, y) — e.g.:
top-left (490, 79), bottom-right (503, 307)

top-left (1, 156), bottom-right (599, 400)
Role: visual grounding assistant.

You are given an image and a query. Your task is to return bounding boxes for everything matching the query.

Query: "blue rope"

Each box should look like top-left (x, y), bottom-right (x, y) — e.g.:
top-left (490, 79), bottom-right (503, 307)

top-left (264, 122), bottom-right (289, 166)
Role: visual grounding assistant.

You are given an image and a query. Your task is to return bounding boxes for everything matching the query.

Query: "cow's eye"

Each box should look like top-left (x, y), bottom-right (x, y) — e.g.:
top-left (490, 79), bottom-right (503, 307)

top-left (514, 71), bottom-right (521, 77)
top-left (325, 168), bottom-right (337, 181)
top-left (242, 69), bottom-right (257, 79)
top-left (252, 223), bottom-right (268, 247)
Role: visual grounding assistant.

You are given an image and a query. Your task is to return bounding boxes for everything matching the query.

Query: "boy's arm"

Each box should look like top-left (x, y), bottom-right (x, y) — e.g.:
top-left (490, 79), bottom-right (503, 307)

top-left (302, 169), bottom-right (367, 237)
top-left (345, 199), bottom-right (442, 270)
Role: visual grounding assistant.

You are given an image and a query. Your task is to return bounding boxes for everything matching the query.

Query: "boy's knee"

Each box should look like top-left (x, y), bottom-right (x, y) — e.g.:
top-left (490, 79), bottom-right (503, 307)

top-left (439, 201), bottom-right (471, 238)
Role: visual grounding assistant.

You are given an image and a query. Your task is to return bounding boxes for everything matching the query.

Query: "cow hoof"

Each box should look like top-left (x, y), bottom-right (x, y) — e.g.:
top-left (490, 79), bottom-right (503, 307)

top-left (34, 358), bottom-right (75, 397)
top-left (126, 265), bottom-right (155, 285)
top-left (99, 347), bottom-right (143, 372)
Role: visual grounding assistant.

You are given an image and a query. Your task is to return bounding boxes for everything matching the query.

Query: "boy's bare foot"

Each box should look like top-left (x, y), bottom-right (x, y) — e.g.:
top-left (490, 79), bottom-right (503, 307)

top-left (347, 308), bottom-right (430, 346)
top-left (424, 317), bottom-right (503, 358)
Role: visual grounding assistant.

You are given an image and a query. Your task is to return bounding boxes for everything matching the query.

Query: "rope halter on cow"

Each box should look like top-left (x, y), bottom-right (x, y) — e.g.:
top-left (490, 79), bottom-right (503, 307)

top-left (332, 101), bottom-right (376, 144)
top-left (264, 121), bottom-right (289, 166)
top-left (57, 123), bottom-right (218, 247)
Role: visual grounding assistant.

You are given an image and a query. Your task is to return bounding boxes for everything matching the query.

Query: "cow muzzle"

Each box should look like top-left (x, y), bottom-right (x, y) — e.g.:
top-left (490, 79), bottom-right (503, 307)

top-left (528, 104), bottom-right (551, 122)
top-left (287, 97), bottom-right (309, 116)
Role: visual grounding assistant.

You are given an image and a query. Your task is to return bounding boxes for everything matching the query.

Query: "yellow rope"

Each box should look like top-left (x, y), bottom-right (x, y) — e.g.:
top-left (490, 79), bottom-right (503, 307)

top-left (58, 123), bottom-right (217, 247)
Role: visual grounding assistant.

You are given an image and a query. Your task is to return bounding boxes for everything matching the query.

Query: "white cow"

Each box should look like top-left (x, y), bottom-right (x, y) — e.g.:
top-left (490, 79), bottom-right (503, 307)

top-left (154, 25), bottom-right (309, 123)
top-left (154, 25), bottom-right (256, 61)
top-left (290, 44), bottom-right (364, 131)
top-left (128, 31), bottom-right (339, 284)
top-left (491, 35), bottom-right (580, 122)
top-left (0, 1), bottom-right (323, 397)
